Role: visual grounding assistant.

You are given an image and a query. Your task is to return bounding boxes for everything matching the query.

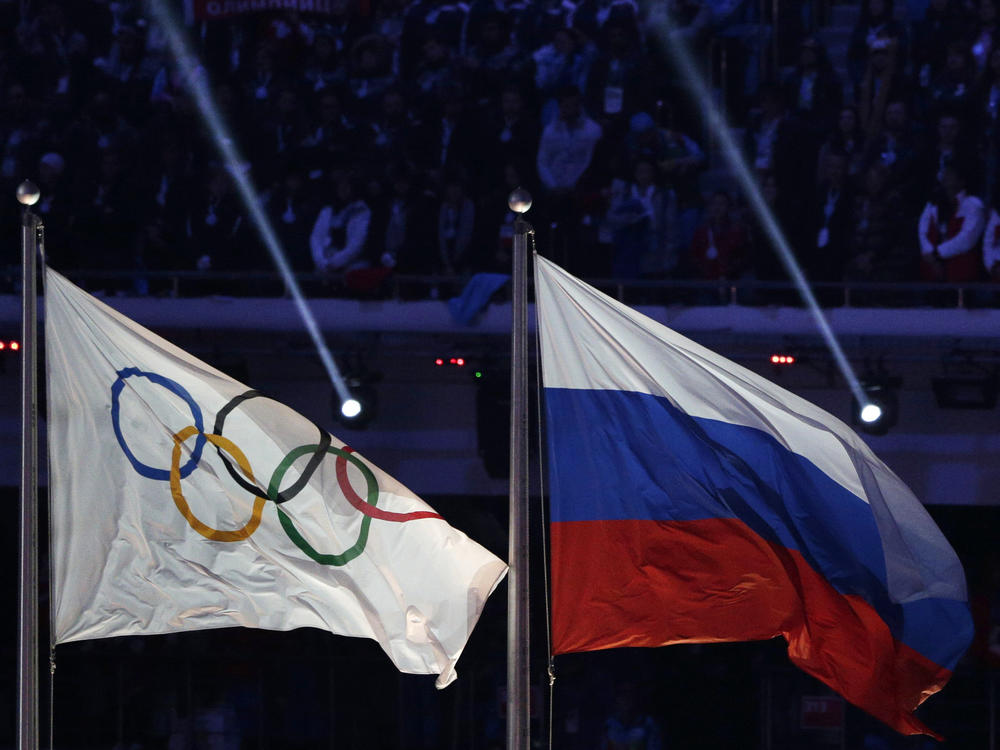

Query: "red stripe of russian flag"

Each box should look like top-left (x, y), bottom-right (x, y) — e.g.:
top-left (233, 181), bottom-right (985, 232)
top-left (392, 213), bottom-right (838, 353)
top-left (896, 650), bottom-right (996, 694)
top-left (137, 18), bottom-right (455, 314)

top-left (551, 518), bottom-right (952, 738)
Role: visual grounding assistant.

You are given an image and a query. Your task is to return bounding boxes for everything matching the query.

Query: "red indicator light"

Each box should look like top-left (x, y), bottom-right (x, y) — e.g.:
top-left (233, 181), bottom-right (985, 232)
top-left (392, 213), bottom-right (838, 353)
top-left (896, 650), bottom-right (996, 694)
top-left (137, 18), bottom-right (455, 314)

top-left (449, 358), bottom-right (457, 364)
top-left (0, 342), bottom-right (5, 350)
top-left (9, 341), bottom-right (17, 351)
top-left (770, 354), bottom-right (795, 365)
top-left (435, 358), bottom-right (444, 366)
top-left (456, 358), bottom-right (465, 366)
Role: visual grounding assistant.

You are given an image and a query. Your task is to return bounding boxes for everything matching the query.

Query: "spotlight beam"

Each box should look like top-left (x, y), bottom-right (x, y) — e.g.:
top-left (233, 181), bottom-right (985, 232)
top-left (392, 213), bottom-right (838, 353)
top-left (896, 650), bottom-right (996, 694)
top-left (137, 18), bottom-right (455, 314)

top-left (146, 0), bottom-right (353, 407)
top-left (644, 9), bottom-right (872, 411)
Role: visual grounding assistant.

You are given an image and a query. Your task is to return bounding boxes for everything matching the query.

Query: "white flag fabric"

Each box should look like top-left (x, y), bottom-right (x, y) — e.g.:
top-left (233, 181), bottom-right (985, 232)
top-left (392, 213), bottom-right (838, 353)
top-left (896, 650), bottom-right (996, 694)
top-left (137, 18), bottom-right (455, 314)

top-left (45, 268), bottom-right (506, 687)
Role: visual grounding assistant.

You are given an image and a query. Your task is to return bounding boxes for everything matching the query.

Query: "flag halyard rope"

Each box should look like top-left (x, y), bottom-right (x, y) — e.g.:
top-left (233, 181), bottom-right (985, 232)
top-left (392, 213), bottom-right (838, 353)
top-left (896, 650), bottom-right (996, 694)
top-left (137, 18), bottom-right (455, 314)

top-left (530, 238), bottom-right (556, 750)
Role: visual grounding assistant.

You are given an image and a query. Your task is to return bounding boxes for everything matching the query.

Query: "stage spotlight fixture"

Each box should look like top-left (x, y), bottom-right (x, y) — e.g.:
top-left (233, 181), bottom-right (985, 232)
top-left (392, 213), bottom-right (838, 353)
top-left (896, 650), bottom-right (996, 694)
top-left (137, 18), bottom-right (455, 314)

top-left (334, 375), bottom-right (380, 429)
top-left (852, 379), bottom-right (900, 436)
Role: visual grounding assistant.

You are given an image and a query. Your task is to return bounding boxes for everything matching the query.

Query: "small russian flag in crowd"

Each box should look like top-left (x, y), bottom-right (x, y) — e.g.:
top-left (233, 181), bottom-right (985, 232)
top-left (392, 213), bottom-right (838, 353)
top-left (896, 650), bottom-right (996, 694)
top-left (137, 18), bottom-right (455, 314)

top-left (535, 255), bottom-right (973, 737)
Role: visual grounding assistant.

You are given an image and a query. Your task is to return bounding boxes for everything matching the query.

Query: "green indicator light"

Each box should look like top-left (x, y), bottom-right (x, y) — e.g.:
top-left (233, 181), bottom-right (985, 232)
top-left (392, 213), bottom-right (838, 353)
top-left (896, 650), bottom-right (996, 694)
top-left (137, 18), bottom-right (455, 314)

top-left (475, 371), bottom-right (482, 378)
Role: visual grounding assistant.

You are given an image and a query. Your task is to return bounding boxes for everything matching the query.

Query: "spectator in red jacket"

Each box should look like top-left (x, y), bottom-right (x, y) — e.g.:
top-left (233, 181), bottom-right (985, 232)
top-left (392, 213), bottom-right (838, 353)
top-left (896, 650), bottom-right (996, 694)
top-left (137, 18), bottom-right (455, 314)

top-left (918, 162), bottom-right (986, 282)
top-left (689, 190), bottom-right (749, 282)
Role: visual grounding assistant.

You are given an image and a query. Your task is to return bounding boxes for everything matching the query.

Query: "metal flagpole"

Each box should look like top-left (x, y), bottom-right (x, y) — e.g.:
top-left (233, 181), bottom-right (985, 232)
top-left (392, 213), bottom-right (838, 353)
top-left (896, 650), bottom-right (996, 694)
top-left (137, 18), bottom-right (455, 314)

top-left (507, 188), bottom-right (532, 750)
top-left (17, 180), bottom-right (42, 750)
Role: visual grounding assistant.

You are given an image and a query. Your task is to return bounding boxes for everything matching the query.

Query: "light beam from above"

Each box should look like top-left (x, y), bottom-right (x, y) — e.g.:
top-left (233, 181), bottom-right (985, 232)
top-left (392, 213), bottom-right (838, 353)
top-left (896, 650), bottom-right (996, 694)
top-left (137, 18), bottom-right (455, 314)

top-left (643, 5), bottom-right (880, 419)
top-left (146, 0), bottom-right (353, 408)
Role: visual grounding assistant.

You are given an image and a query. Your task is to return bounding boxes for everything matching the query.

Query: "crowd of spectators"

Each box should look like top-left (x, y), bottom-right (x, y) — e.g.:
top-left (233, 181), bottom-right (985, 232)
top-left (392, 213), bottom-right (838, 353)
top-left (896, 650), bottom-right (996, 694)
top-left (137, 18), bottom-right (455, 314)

top-left (2, 0), bottom-right (1000, 298)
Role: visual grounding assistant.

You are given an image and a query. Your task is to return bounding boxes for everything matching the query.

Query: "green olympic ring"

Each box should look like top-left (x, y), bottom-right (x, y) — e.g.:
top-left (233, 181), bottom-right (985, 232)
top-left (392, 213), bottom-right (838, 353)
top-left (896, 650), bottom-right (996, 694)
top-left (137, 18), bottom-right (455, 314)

top-left (269, 444), bottom-right (379, 567)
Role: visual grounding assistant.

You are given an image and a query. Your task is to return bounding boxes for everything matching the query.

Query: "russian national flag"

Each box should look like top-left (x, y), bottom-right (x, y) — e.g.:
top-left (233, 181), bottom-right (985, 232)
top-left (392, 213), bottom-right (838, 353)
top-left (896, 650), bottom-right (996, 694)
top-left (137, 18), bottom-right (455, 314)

top-left (535, 256), bottom-right (973, 737)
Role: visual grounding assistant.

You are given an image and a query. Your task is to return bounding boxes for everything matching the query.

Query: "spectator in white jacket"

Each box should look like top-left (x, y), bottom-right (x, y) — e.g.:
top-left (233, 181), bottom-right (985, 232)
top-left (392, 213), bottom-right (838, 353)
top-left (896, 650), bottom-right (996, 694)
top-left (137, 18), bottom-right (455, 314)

top-left (310, 172), bottom-right (372, 273)
top-left (536, 85), bottom-right (603, 192)
top-left (537, 85), bottom-right (605, 275)
top-left (982, 203), bottom-right (1000, 280)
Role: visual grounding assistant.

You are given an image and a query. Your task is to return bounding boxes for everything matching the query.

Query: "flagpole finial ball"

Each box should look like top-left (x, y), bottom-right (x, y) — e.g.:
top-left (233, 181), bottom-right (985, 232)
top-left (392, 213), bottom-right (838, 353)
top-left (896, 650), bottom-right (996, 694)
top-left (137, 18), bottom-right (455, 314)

top-left (508, 187), bottom-right (532, 215)
top-left (16, 181), bottom-right (40, 206)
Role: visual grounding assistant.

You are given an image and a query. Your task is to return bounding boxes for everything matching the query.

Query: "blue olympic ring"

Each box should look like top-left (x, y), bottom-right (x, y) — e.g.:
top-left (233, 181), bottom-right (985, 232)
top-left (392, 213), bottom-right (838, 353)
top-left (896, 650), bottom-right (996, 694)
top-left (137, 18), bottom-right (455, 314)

top-left (111, 368), bottom-right (205, 480)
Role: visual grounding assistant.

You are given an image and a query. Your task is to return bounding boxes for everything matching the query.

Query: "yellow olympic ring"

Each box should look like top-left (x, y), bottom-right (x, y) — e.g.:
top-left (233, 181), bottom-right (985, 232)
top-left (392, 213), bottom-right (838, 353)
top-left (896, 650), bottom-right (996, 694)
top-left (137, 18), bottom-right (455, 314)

top-left (169, 425), bottom-right (266, 542)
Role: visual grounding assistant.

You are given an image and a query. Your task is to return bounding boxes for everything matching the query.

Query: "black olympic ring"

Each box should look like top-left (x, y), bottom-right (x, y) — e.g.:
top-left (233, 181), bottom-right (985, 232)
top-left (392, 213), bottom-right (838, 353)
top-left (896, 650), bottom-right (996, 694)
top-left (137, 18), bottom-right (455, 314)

top-left (212, 390), bottom-right (331, 505)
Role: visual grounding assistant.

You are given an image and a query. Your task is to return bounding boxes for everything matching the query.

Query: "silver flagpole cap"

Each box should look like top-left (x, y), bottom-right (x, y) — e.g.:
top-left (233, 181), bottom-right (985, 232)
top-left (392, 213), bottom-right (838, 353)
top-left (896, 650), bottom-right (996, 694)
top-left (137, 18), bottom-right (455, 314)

top-left (16, 181), bottom-right (40, 206)
top-left (507, 187), bottom-right (532, 214)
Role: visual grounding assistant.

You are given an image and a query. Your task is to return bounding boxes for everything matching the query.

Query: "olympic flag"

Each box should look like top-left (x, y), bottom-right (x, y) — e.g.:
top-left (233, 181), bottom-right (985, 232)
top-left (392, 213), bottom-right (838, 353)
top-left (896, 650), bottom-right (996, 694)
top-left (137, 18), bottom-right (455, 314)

top-left (45, 268), bottom-right (507, 686)
top-left (534, 256), bottom-right (972, 736)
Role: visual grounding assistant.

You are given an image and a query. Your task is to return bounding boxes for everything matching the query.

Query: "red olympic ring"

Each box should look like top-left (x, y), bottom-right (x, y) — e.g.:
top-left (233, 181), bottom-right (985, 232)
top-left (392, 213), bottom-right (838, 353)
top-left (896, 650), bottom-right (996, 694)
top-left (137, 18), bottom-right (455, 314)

top-left (335, 447), bottom-right (442, 523)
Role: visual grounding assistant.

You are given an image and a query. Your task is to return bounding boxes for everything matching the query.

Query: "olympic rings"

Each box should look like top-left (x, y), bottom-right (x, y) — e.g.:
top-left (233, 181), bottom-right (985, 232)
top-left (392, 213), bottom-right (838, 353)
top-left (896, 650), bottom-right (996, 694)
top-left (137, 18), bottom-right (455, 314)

top-left (271, 445), bottom-right (380, 566)
top-left (113, 371), bottom-right (442, 565)
top-left (170, 425), bottom-right (265, 542)
top-left (112, 368), bottom-right (206, 480)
